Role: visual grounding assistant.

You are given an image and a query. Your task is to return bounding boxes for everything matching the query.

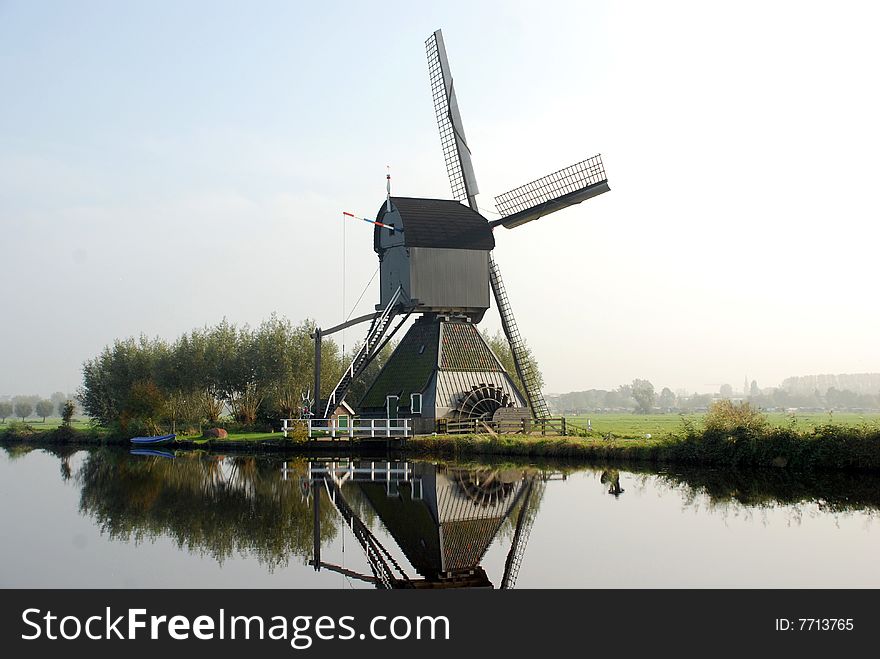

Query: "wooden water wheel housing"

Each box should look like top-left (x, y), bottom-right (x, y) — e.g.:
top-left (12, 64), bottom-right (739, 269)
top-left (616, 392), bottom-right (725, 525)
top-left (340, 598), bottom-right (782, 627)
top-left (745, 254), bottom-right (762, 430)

top-left (452, 383), bottom-right (512, 421)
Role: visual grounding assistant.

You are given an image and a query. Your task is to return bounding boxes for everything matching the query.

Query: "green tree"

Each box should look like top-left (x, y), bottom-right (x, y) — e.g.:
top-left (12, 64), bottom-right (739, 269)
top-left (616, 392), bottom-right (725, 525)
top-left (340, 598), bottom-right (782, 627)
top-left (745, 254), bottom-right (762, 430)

top-left (35, 399), bottom-right (54, 422)
top-left (481, 329), bottom-right (544, 399)
top-left (125, 380), bottom-right (166, 434)
top-left (14, 400), bottom-right (33, 421)
top-left (0, 401), bottom-right (12, 423)
top-left (79, 335), bottom-right (167, 426)
top-left (631, 379), bottom-right (656, 414)
top-left (658, 387), bottom-right (676, 410)
top-left (61, 400), bottom-right (75, 426)
top-left (77, 316), bottom-right (348, 431)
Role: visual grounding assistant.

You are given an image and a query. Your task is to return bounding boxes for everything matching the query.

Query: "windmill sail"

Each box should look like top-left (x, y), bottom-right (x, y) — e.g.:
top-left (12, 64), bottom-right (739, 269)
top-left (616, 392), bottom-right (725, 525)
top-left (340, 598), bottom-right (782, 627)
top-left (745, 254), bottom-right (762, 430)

top-left (426, 27), bottom-right (551, 419)
top-left (491, 155), bottom-right (609, 230)
top-left (489, 252), bottom-right (550, 418)
top-left (426, 30), bottom-right (480, 207)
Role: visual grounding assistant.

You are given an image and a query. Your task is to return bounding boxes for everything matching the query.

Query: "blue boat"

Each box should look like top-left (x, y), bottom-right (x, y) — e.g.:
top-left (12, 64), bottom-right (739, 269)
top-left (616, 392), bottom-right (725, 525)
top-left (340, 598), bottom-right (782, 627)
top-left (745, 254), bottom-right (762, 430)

top-left (130, 448), bottom-right (176, 459)
top-left (130, 433), bottom-right (176, 446)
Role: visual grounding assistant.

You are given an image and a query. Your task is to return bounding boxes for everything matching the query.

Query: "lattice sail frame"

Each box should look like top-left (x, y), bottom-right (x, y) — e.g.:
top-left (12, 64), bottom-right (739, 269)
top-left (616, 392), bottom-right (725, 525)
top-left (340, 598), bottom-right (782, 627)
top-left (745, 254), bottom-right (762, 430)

top-left (426, 30), bottom-right (479, 205)
top-left (494, 155), bottom-right (606, 217)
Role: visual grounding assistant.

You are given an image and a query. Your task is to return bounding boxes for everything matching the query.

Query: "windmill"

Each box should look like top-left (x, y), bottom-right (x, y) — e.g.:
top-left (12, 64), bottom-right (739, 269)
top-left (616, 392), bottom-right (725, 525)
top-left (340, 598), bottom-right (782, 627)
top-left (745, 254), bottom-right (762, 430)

top-left (315, 29), bottom-right (609, 431)
top-left (307, 461), bottom-right (544, 589)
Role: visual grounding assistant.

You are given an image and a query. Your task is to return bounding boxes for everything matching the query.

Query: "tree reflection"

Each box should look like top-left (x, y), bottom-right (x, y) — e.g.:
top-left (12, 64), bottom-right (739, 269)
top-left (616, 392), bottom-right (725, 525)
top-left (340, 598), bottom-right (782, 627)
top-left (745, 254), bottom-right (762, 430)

top-left (652, 466), bottom-right (880, 513)
top-left (75, 449), bottom-right (340, 569)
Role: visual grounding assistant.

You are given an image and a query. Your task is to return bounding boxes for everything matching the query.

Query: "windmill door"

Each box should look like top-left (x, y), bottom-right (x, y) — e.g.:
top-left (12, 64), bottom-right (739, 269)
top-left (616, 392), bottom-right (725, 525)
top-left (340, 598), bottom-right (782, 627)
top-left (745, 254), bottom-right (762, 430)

top-left (386, 395), bottom-right (399, 419)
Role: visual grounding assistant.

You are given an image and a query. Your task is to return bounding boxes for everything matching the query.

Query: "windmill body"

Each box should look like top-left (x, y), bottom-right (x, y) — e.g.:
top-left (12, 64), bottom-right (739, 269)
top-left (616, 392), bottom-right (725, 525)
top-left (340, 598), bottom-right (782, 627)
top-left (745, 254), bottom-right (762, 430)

top-left (321, 28), bottom-right (609, 429)
top-left (373, 197), bottom-right (494, 320)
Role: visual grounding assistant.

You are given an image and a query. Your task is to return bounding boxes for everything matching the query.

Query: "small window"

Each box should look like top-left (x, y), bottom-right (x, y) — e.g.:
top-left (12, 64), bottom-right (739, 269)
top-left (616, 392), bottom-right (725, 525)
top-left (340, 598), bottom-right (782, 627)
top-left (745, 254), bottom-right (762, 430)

top-left (337, 414), bottom-right (349, 429)
top-left (411, 393), bottom-right (422, 415)
top-left (418, 344), bottom-right (426, 355)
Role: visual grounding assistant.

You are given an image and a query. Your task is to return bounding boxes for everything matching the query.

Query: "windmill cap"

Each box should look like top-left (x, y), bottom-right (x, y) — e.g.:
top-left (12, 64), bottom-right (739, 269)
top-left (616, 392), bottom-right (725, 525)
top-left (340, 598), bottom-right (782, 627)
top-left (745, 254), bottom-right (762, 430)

top-left (375, 197), bottom-right (495, 252)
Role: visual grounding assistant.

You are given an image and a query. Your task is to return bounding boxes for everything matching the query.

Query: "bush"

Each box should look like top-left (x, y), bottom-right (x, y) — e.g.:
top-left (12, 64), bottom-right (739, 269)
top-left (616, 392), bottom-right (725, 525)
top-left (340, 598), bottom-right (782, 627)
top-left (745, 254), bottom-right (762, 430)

top-left (1, 421), bottom-right (37, 438)
top-left (703, 400), bottom-right (768, 434)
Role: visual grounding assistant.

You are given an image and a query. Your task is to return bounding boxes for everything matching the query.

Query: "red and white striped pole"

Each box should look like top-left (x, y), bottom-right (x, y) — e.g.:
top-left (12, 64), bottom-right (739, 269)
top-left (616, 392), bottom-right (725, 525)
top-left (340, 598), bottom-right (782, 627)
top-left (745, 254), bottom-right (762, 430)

top-left (342, 211), bottom-right (400, 233)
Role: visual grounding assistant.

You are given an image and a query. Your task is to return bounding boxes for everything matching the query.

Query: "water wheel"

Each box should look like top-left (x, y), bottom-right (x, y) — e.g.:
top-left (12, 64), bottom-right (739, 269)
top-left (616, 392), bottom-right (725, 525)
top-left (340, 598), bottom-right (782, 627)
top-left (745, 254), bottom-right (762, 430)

top-left (452, 383), bottom-right (510, 421)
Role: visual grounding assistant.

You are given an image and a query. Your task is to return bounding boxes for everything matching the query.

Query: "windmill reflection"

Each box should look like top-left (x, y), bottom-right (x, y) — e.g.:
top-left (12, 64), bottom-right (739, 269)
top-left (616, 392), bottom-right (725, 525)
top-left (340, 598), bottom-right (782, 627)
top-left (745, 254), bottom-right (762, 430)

top-left (305, 460), bottom-right (550, 589)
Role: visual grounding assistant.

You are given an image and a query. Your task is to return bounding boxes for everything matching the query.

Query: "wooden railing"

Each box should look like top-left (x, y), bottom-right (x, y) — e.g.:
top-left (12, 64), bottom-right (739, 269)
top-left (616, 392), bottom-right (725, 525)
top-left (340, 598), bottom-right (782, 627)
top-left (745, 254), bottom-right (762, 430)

top-left (440, 416), bottom-right (569, 436)
top-left (282, 417), bottom-right (411, 439)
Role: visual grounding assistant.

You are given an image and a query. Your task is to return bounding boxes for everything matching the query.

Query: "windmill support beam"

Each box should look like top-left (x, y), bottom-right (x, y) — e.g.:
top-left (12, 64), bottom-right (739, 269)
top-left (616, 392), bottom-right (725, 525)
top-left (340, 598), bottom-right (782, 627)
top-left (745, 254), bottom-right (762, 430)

top-left (313, 328), bottom-right (322, 417)
top-left (315, 312), bottom-right (379, 338)
top-left (312, 480), bottom-right (321, 570)
top-left (490, 180), bottom-right (610, 230)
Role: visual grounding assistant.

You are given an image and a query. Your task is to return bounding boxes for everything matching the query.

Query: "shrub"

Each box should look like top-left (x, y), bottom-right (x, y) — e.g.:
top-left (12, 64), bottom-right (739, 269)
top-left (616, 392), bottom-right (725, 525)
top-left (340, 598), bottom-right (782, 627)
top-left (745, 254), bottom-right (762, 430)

top-left (703, 400), bottom-right (768, 434)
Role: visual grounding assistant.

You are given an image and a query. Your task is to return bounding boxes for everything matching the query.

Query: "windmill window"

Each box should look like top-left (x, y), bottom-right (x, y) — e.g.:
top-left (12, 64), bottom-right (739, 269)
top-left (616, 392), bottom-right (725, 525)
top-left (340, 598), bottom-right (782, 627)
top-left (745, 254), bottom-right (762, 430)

top-left (418, 344), bottom-right (426, 355)
top-left (411, 393), bottom-right (423, 415)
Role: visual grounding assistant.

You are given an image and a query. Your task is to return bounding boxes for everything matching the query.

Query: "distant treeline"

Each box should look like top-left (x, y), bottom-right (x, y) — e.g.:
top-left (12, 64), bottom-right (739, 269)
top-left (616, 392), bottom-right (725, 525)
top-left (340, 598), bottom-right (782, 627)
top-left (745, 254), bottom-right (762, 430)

top-left (0, 393), bottom-right (78, 423)
top-left (781, 373), bottom-right (880, 396)
top-left (549, 379), bottom-right (880, 414)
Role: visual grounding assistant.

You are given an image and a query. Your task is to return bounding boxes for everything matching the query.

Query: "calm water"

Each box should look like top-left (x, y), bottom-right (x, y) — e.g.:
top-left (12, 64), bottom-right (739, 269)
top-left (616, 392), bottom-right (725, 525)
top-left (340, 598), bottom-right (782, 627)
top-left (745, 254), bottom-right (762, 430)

top-left (1, 445), bottom-right (878, 588)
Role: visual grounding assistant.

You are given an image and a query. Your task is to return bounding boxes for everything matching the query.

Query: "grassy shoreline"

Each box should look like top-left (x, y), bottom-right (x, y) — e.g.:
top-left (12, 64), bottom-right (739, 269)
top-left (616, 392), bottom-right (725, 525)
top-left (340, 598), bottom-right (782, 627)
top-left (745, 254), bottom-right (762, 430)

top-left (3, 420), bottom-right (880, 473)
top-left (407, 425), bottom-right (880, 471)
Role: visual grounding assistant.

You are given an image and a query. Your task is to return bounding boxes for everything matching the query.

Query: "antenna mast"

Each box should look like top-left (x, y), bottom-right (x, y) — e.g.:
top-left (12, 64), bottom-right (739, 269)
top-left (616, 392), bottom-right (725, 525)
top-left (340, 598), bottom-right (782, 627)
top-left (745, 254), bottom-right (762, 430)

top-left (386, 166), bottom-right (392, 213)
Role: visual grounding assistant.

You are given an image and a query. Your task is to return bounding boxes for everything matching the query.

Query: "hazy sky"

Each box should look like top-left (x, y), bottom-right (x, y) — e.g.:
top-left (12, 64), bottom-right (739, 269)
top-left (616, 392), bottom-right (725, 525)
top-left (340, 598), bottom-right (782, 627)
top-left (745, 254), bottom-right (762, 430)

top-left (2, 0), bottom-right (879, 397)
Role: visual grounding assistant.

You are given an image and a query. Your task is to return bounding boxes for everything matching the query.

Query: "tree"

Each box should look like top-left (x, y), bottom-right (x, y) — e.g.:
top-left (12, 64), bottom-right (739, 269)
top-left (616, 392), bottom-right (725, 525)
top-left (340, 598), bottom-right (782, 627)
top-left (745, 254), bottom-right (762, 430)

top-left (51, 392), bottom-right (68, 416)
top-left (658, 387), bottom-right (676, 410)
top-left (14, 400), bottom-right (33, 421)
top-left (481, 329), bottom-right (544, 401)
top-left (720, 383), bottom-right (733, 399)
top-left (35, 399), bottom-right (54, 422)
top-left (125, 380), bottom-right (166, 434)
top-left (0, 401), bottom-right (12, 423)
top-left (61, 400), bottom-right (75, 426)
top-left (631, 379), bottom-right (655, 414)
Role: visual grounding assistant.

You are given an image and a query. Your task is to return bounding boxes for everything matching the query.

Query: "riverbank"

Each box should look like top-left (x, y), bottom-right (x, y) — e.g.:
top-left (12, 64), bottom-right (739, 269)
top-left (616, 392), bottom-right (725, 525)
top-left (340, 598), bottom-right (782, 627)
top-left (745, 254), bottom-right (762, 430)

top-left (408, 424), bottom-right (880, 472)
top-left (3, 420), bottom-right (880, 472)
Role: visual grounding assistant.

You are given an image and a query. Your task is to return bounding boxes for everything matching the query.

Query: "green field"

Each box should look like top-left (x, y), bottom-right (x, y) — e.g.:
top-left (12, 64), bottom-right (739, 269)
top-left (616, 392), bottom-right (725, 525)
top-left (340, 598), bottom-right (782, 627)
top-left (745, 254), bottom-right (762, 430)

top-left (0, 417), bottom-right (92, 431)
top-left (566, 412), bottom-right (880, 439)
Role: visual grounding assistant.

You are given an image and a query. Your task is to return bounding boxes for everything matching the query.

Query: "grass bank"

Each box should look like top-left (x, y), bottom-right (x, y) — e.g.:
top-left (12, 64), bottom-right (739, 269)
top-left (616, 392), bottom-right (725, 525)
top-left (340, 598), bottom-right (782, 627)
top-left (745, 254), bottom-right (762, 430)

top-left (408, 423), bottom-right (880, 472)
top-left (4, 403), bottom-right (880, 472)
top-left (0, 423), bottom-right (291, 449)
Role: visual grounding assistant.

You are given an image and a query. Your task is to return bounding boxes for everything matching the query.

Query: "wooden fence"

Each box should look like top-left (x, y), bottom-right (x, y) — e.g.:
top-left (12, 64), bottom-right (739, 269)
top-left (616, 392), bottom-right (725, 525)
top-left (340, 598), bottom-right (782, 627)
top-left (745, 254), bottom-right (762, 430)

top-left (438, 416), bottom-right (570, 436)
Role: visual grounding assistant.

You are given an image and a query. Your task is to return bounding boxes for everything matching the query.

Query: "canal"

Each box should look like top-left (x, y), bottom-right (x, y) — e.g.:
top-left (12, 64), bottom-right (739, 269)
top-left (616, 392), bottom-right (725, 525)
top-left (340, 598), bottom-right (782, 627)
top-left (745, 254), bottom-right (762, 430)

top-left (1, 446), bottom-right (876, 588)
